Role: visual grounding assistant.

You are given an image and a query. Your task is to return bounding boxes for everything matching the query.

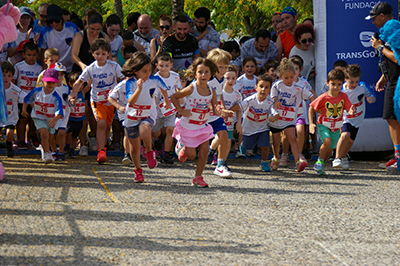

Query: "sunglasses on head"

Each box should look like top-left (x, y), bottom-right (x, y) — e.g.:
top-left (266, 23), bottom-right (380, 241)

top-left (300, 38), bottom-right (313, 44)
top-left (39, 13), bottom-right (47, 18)
top-left (48, 19), bottom-right (61, 24)
top-left (159, 25), bottom-right (171, 30)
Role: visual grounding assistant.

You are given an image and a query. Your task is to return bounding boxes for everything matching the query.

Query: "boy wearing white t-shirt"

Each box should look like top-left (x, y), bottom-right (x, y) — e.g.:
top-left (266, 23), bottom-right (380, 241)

top-left (71, 39), bottom-right (124, 163)
top-left (1, 62), bottom-right (26, 157)
top-left (152, 52), bottom-right (182, 164)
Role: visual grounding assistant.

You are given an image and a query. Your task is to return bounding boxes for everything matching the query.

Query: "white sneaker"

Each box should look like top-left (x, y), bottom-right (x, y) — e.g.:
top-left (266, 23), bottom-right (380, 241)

top-left (332, 158), bottom-right (342, 168)
top-left (280, 154), bottom-right (289, 167)
top-left (43, 152), bottom-right (53, 164)
top-left (89, 137), bottom-right (97, 151)
top-left (341, 157), bottom-right (349, 170)
top-left (387, 162), bottom-right (399, 172)
top-left (299, 153), bottom-right (307, 162)
top-left (235, 151), bottom-right (246, 158)
top-left (213, 164), bottom-right (232, 178)
top-left (79, 146), bottom-right (88, 157)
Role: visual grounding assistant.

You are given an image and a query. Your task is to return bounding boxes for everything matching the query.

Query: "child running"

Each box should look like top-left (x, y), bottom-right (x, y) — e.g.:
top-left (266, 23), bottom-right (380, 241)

top-left (171, 57), bottom-right (220, 187)
top-left (227, 74), bottom-right (279, 171)
top-left (269, 58), bottom-right (314, 172)
top-left (309, 69), bottom-right (353, 175)
top-left (237, 57), bottom-right (258, 98)
top-left (332, 64), bottom-right (376, 169)
top-left (119, 51), bottom-right (170, 183)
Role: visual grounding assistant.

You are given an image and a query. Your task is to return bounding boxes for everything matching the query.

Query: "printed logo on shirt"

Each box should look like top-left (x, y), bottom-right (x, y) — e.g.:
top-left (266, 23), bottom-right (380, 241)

top-left (65, 37), bottom-right (73, 46)
top-left (326, 100), bottom-right (344, 119)
top-left (150, 88), bottom-right (156, 98)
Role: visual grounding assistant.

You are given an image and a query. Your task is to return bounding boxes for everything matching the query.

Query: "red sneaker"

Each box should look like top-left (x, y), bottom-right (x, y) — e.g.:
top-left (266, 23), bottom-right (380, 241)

top-left (146, 150), bottom-right (158, 169)
top-left (192, 176), bottom-right (208, 187)
top-left (97, 149), bottom-right (107, 163)
top-left (178, 147), bottom-right (187, 163)
top-left (378, 156), bottom-right (397, 169)
top-left (296, 160), bottom-right (308, 172)
top-left (134, 168), bottom-right (144, 183)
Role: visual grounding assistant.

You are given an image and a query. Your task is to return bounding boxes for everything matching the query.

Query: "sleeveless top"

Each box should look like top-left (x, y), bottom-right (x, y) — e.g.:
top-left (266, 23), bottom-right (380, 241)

top-left (72, 30), bottom-right (105, 73)
top-left (279, 30), bottom-right (296, 59)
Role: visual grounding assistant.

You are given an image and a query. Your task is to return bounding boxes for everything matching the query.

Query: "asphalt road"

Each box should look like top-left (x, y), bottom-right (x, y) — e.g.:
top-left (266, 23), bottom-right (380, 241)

top-left (0, 155), bottom-right (399, 265)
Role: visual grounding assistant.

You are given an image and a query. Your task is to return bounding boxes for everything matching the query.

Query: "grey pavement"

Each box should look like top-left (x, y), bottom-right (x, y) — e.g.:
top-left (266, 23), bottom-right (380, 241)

top-left (0, 155), bottom-right (400, 265)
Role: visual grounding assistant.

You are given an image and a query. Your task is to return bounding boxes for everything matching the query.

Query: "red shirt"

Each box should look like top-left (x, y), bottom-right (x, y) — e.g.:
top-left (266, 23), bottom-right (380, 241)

top-left (279, 30), bottom-right (296, 59)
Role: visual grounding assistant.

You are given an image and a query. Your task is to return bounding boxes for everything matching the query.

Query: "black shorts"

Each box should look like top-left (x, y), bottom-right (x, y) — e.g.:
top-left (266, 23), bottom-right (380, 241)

top-left (341, 123), bottom-right (359, 141)
top-left (383, 87), bottom-right (396, 120)
top-left (1, 125), bottom-right (15, 130)
top-left (269, 124), bottom-right (295, 134)
top-left (67, 120), bottom-right (83, 138)
top-left (18, 103), bottom-right (32, 119)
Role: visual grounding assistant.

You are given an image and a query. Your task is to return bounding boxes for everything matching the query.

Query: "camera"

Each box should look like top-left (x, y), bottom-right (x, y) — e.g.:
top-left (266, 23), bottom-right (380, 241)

top-left (379, 61), bottom-right (388, 77)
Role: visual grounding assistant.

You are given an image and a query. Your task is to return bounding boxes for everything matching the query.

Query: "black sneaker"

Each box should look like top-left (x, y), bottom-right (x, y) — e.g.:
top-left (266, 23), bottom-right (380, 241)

top-left (161, 153), bottom-right (174, 164)
top-left (302, 148), bottom-right (312, 160)
top-left (122, 153), bottom-right (133, 165)
top-left (67, 148), bottom-right (76, 157)
top-left (17, 141), bottom-right (28, 150)
top-left (30, 135), bottom-right (40, 148)
top-left (6, 141), bottom-right (14, 158)
top-left (207, 150), bottom-right (216, 164)
top-left (154, 138), bottom-right (162, 151)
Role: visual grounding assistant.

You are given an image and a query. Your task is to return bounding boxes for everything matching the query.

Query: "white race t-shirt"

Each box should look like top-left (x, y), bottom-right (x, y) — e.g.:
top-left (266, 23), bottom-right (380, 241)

top-left (295, 76), bottom-right (313, 123)
top-left (207, 76), bottom-right (225, 122)
top-left (2, 83), bottom-right (25, 126)
top-left (236, 74), bottom-right (257, 98)
top-left (110, 35), bottom-right (123, 57)
top-left (79, 60), bottom-right (124, 105)
top-left (222, 89), bottom-right (242, 131)
top-left (154, 71), bottom-right (182, 118)
top-left (13, 61), bottom-right (43, 93)
top-left (24, 87), bottom-right (64, 120)
top-left (54, 84), bottom-right (71, 129)
top-left (109, 79), bottom-right (128, 122)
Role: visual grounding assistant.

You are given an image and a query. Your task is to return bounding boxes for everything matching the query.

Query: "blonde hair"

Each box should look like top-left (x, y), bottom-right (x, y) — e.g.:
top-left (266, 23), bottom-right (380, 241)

top-left (206, 48), bottom-right (232, 65)
top-left (276, 58), bottom-right (295, 77)
top-left (44, 48), bottom-right (60, 60)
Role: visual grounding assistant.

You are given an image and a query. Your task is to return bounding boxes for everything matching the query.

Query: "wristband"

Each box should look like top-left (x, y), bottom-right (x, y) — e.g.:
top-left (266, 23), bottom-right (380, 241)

top-left (377, 45), bottom-right (384, 52)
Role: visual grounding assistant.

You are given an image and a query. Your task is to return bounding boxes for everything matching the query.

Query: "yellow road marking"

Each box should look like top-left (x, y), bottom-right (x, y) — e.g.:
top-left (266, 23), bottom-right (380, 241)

top-left (92, 167), bottom-right (121, 203)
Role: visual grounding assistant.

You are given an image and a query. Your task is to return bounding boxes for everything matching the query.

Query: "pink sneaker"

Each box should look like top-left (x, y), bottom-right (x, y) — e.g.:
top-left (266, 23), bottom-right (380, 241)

top-left (134, 168), bottom-right (144, 183)
top-left (175, 142), bottom-right (187, 163)
top-left (271, 157), bottom-right (279, 171)
top-left (192, 176), bottom-right (208, 187)
top-left (146, 150), bottom-right (158, 169)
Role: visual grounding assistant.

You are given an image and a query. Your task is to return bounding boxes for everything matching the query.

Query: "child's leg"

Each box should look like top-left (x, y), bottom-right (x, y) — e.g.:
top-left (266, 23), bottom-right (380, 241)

top-left (124, 134), bottom-right (130, 154)
top-left (164, 126), bottom-right (174, 152)
top-left (196, 141), bottom-right (209, 177)
top-left (79, 119), bottom-right (88, 148)
top-left (216, 130), bottom-right (229, 160)
top-left (49, 133), bottom-right (57, 152)
top-left (6, 128), bottom-right (14, 142)
top-left (17, 118), bottom-right (28, 143)
top-left (129, 137), bottom-right (141, 169)
top-left (56, 129), bottom-right (66, 153)
top-left (111, 118), bottom-right (122, 146)
top-left (210, 134), bottom-right (220, 150)
top-left (96, 119), bottom-right (108, 149)
top-left (139, 123), bottom-right (153, 152)
top-left (296, 124), bottom-right (306, 153)
top-left (38, 128), bottom-right (50, 153)
top-left (335, 132), bottom-right (351, 159)
top-left (281, 131), bottom-right (290, 154)
top-left (319, 137), bottom-right (332, 161)
top-left (152, 130), bottom-right (161, 144)
top-left (284, 127), bottom-right (300, 162)
top-left (272, 132), bottom-right (281, 159)
top-left (261, 146), bottom-right (269, 161)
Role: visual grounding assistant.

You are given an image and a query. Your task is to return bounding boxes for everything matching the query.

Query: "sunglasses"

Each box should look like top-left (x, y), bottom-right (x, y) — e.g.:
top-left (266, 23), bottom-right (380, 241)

top-left (300, 38), bottom-right (313, 44)
top-left (48, 19), bottom-right (61, 24)
top-left (159, 25), bottom-right (171, 30)
top-left (39, 13), bottom-right (47, 19)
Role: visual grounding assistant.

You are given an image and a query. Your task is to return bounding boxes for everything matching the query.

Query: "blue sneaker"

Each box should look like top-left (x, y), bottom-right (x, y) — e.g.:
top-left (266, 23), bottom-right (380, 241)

top-left (260, 161), bottom-right (271, 172)
top-left (313, 161), bottom-right (325, 175)
top-left (57, 152), bottom-right (66, 161)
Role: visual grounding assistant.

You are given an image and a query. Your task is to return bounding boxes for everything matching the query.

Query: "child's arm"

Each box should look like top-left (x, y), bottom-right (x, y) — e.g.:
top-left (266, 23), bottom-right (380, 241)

top-left (21, 102), bottom-right (29, 118)
top-left (108, 97), bottom-right (125, 113)
top-left (159, 88), bottom-right (171, 109)
top-left (210, 89), bottom-right (221, 117)
top-left (47, 114), bottom-right (62, 128)
top-left (69, 79), bottom-right (85, 103)
top-left (171, 85), bottom-right (194, 117)
top-left (272, 96), bottom-right (281, 109)
top-left (235, 110), bottom-right (242, 134)
top-left (128, 78), bottom-right (144, 105)
top-left (308, 106), bottom-right (316, 134)
top-left (269, 113), bottom-right (279, 123)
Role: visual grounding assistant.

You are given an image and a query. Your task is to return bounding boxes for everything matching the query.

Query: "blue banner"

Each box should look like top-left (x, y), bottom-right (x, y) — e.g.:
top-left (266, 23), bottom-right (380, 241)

top-left (326, 0), bottom-right (398, 118)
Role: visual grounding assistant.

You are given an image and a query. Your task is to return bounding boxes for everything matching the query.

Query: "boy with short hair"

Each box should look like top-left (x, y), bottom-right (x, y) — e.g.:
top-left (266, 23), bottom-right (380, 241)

top-left (36, 48), bottom-right (67, 87)
top-left (263, 59), bottom-right (279, 83)
top-left (70, 38), bottom-right (124, 163)
top-left (152, 52), bottom-right (182, 164)
top-left (22, 69), bottom-right (64, 163)
top-left (309, 69), bottom-right (353, 175)
top-left (13, 41), bottom-right (43, 150)
top-left (1, 61), bottom-right (25, 157)
top-left (332, 64), bottom-right (376, 169)
top-left (321, 60), bottom-right (348, 94)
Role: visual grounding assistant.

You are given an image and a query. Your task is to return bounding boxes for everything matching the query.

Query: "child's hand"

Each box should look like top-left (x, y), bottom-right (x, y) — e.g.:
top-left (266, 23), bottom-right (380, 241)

top-left (180, 109), bottom-right (191, 117)
top-left (309, 123), bottom-right (316, 134)
top-left (69, 98), bottom-right (76, 106)
top-left (213, 104), bottom-right (222, 117)
top-left (21, 110), bottom-right (29, 118)
top-left (273, 100), bottom-right (281, 110)
top-left (47, 119), bottom-right (56, 128)
top-left (118, 106), bottom-right (126, 113)
top-left (269, 114), bottom-right (279, 122)
top-left (163, 100), bottom-right (171, 109)
top-left (366, 96), bottom-right (374, 104)
top-left (137, 79), bottom-right (144, 90)
top-left (220, 109), bottom-right (234, 119)
top-left (348, 105), bottom-right (356, 115)
top-left (235, 124), bottom-right (242, 134)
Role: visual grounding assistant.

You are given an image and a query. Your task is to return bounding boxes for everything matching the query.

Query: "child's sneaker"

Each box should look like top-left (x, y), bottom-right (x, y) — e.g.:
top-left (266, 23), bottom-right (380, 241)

top-left (31, 135), bottom-right (40, 148)
top-left (89, 137), bottom-right (97, 151)
top-left (211, 154), bottom-right (218, 165)
top-left (270, 157), bottom-right (279, 171)
top-left (17, 141), bottom-right (28, 150)
top-left (161, 153), bottom-right (174, 164)
top-left (313, 161), bottom-right (325, 175)
top-left (6, 141), bottom-right (14, 158)
top-left (299, 153), bottom-right (307, 162)
top-left (260, 161), bottom-right (271, 172)
top-left (378, 156), bottom-right (397, 169)
top-left (51, 151), bottom-right (58, 160)
top-left (214, 164), bottom-right (232, 178)
top-left (67, 148), bottom-right (76, 157)
top-left (133, 168), bottom-right (144, 183)
top-left (280, 154), bottom-right (289, 167)
top-left (122, 153), bottom-right (133, 165)
top-left (97, 149), bottom-right (107, 163)
top-left (207, 151), bottom-right (215, 164)
top-left (235, 151), bottom-right (246, 158)
top-left (341, 157), bottom-right (349, 170)
top-left (175, 142), bottom-right (187, 163)
top-left (246, 150), bottom-right (255, 157)
top-left (146, 150), bottom-right (158, 168)
top-left (332, 158), bottom-right (342, 168)
top-left (296, 160), bottom-right (307, 172)
top-left (192, 176), bottom-right (208, 187)
top-left (57, 153), bottom-right (66, 161)
top-left (43, 152), bottom-right (53, 164)
top-left (79, 146), bottom-right (88, 157)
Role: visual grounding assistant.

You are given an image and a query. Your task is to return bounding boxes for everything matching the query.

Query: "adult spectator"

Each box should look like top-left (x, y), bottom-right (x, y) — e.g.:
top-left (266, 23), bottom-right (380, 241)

top-left (134, 14), bottom-right (159, 56)
top-left (191, 7), bottom-right (220, 57)
top-left (239, 36), bottom-right (251, 47)
top-left (28, 3), bottom-right (49, 44)
top-left (276, 6), bottom-right (298, 61)
top-left (302, 18), bottom-right (314, 25)
top-left (9, 7), bottom-right (33, 64)
top-left (105, 14), bottom-right (123, 58)
top-left (162, 15), bottom-right (199, 70)
top-left (38, 4), bottom-right (79, 72)
top-left (367, 2), bottom-right (400, 168)
top-left (150, 15), bottom-right (173, 63)
top-left (83, 7), bottom-right (96, 29)
top-left (125, 12), bottom-right (140, 32)
top-left (289, 23), bottom-right (316, 81)
top-left (62, 9), bottom-right (71, 22)
top-left (221, 40), bottom-right (240, 63)
top-left (271, 12), bottom-right (282, 42)
top-left (235, 29), bottom-right (278, 70)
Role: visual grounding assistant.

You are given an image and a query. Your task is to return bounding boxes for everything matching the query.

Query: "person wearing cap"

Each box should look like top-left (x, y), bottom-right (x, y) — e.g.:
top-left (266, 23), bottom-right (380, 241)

top-left (37, 4), bottom-right (79, 73)
top-left (366, 2), bottom-right (400, 170)
top-left (276, 6), bottom-right (298, 61)
top-left (28, 3), bottom-right (50, 44)
top-left (22, 68), bottom-right (64, 163)
top-left (191, 7), bottom-right (220, 57)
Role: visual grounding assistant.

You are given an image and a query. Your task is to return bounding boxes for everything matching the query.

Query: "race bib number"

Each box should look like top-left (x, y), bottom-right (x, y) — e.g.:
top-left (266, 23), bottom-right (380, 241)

top-left (224, 116), bottom-right (235, 126)
top-left (159, 100), bottom-right (177, 117)
top-left (70, 102), bottom-right (85, 118)
top-left (346, 101), bottom-right (363, 119)
top-left (34, 101), bottom-right (56, 118)
top-left (188, 107), bottom-right (210, 125)
top-left (322, 117), bottom-right (343, 132)
top-left (20, 76), bottom-right (37, 92)
top-left (6, 101), bottom-right (12, 115)
top-left (247, 108), bottom-right (267, 122)
top-left (126, 104), bottom-right (151, 120)
top-left (277, 106), bottom-right (296, 121)
top-left (97, 90), bottom-right (111, 105)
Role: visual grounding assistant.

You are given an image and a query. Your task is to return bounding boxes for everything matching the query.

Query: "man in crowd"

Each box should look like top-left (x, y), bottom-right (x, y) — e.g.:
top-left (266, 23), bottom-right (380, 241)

top-left (276, 6), bottom-right (298, 61)
top-left (134, 14), bottom-right (159, 56)
top-left (191, 7), bottom-right (220, 57)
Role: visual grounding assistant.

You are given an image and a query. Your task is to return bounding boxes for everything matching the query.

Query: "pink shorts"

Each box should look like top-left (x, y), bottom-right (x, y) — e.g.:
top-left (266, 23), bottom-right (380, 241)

top-left (172, 118), bottom-right (214, 148)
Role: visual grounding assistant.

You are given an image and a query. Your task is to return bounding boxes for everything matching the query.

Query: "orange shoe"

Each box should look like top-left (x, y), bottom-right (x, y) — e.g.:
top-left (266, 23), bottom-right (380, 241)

top-left (97, 148), bottom-right (107, 163)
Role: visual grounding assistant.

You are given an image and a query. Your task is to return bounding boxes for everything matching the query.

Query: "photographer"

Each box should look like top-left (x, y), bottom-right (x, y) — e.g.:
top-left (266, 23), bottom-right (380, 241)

top-left (366, 2), bottom-right (400, 170)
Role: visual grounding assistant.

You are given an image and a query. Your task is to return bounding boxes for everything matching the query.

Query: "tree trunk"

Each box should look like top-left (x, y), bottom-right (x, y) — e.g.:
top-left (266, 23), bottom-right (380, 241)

top-left (114, 0), bottom-right (123, 24)
top-left (172, 0), bottom-right (185, 21)
top-left (243, 16), bottom-right (255, 36)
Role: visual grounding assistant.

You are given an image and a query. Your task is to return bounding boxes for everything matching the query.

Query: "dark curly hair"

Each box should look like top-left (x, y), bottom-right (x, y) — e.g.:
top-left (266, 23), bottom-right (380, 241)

top-left (293, 23), bottom-right (315, 45)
